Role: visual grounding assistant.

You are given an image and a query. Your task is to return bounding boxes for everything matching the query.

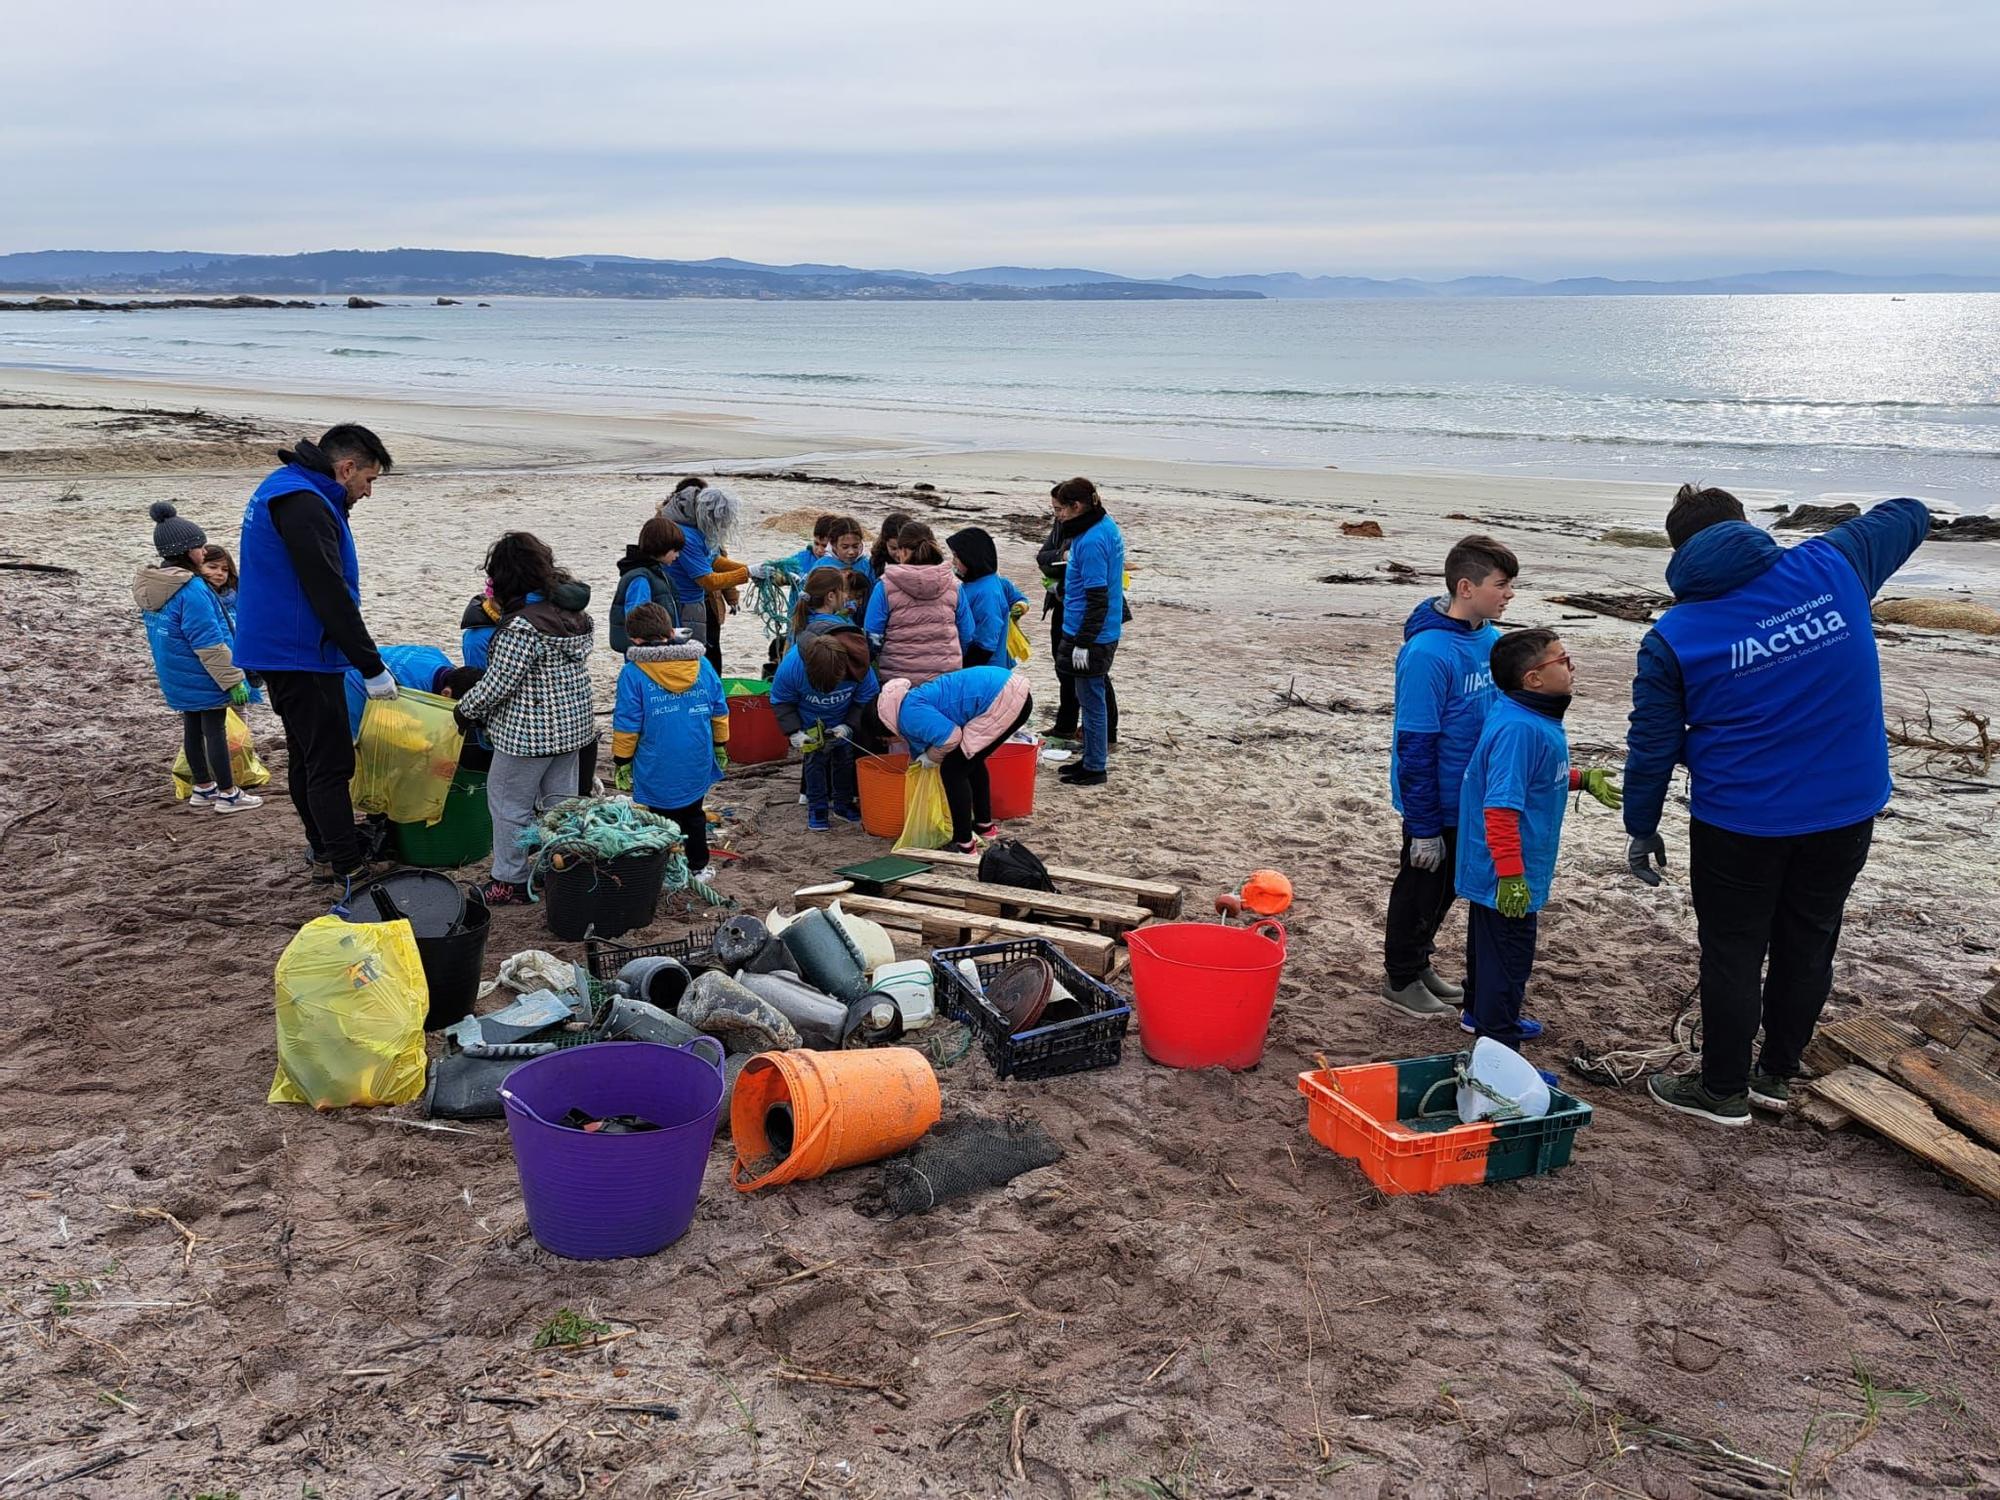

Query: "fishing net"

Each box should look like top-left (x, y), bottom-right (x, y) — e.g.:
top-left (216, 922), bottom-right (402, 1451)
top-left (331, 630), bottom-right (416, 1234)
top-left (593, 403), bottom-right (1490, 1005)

top-left (879, 1115), bottom-right (1064, 1216)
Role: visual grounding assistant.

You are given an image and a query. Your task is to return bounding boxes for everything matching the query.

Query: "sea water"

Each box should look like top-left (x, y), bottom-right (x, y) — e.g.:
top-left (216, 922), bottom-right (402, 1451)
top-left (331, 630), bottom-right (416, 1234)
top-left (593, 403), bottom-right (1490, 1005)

top-left (4, 294), bottom-right (1996, 506)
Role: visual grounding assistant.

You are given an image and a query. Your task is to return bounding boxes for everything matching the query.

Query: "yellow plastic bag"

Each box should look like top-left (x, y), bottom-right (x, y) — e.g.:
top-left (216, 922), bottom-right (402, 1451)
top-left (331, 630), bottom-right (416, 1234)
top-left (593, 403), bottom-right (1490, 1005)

top-left (171, 708), bottom-right (271, 799)
top-left (352, 688), bottom-right (465, 826)
top-left (894, 760), bottom-right (954, 852)
top-left (268, 916), bottom-right (429, 1109)
top-left (1005, 616), bottom-right (1033, 665)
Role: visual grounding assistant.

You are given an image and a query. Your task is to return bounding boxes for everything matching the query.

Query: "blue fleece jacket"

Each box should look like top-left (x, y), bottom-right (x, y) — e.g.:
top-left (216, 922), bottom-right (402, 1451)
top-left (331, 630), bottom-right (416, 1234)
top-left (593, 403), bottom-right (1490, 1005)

top-left (893, 665), bottom-right (1017, 760)
top-left (344, 644), bottom-right (453, 740)
top-left (234, 463), bottom-right (359, 673)
top-left (1455, 693), bottom-right (1573, 913)
top-left (1624, 499), bottom-right (1928, 840)
top-left (1390, 598), bottom-right (1501, 835)
top-left (961, 572), bottom-right (1029, 661)
top-left (769, 643), bottom-right (880, 735)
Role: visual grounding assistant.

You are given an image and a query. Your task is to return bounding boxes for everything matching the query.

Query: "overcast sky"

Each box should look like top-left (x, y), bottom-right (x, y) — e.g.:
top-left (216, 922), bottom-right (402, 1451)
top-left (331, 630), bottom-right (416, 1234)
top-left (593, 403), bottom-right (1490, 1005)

top-left (5, 0), bottom-right (1995, 278)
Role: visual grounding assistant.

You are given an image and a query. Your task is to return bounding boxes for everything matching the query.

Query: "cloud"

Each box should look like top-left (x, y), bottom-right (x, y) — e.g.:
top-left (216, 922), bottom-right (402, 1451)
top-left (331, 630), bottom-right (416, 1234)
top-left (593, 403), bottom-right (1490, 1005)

top-left (3, 0), bottom-right (1995, 275)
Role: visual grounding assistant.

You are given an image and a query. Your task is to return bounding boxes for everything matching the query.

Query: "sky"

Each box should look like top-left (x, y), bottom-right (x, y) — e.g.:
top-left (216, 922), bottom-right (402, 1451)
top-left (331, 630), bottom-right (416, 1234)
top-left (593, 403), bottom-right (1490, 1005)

top-left (5, 0), bottom-right (1997, 279)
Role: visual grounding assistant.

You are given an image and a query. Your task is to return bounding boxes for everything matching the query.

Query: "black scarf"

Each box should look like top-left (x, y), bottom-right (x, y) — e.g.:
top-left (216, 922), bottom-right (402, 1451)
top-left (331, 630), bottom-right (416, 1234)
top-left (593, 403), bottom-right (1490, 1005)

top-left (1058, 501), bottom-right (1107, 541)
top-left (1508, 687), bottom-right (1572, 721)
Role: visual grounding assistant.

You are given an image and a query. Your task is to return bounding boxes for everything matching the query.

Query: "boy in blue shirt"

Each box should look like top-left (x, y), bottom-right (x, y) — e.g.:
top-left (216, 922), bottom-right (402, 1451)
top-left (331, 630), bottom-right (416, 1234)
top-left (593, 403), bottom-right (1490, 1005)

top-left (1453, 629), bottom-right (1621, 1064)
top-left (1382, 536), bottom-right (1518, 1017)
top-left (947, 526), bottom-right (1029, 667)
top-left (611, 603), bottom-right (731, 881)
top-left (770, 630), bottom-right (880, 831)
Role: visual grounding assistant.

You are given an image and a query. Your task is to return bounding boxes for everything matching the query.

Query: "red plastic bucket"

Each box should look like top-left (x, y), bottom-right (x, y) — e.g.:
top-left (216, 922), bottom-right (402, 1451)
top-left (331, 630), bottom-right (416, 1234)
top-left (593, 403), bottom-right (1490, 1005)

top-left (1125, 920), bottom-right (1287, 1070)
top-left (726, 690), bottom-right (788, 765)
top-left (986, 740), bottom-right (1038, 821)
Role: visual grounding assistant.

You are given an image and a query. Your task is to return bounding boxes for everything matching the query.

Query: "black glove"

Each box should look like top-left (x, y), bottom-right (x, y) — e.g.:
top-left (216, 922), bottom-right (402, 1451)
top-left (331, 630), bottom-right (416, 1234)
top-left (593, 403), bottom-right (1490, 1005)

top-left (1627, 832), bottom-right (1667, 887)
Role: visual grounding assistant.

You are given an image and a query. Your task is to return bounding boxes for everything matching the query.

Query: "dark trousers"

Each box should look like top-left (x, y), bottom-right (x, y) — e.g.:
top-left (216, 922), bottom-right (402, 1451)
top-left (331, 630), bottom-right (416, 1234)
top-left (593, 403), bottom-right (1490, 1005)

top-left (940, 697), bottom-right (1032, 842)
top-left (181, 708), bottom-right (235, 792)
top-left (803, 741), bottom-right (858, 815)
top-left (705, 597), bottom-right (725, 676)
top-left (1049, 620), bottom-right (1117, 740)
top-left (1690, 814), bottom-right (1874, 1096)
top-left (265, 670), bottom-right (362, 870)
top-left (646, 799), bottom-right (711, 873)
top-left (1465, 902), bottom-right (1539, 1044)
top-left (576, 734), bottom-right (598, 794)
top-left (1383, 824), bottom-right (1460, 985)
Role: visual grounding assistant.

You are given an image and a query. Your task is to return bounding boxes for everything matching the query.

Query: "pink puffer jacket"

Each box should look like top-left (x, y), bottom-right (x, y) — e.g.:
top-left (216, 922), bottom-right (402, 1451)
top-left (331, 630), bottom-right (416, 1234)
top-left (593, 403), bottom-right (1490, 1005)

top-left (875, 562), bottom-right (963, 687)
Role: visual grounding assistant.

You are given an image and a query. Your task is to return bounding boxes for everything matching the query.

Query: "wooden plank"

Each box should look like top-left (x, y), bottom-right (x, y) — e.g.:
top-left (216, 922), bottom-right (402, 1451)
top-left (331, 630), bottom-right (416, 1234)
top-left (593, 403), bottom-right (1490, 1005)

top-left (795, 891), bottom-right (1117, 977)
top-left (1889, 1047), bottom-right (2000, 1155)
top-left (1794, 1093), bottom-right (1854, 1132)
top-left (885, 873), bottom-right (1151, 933)
top-left (1815, 1016), bottom-right (1927, 1072)
top-left (1910, 997), bottom-right (2000, 1073)
top-left (913, 847), bottom-right (1184, 918)
top-left (1806, 1066), bottom-right (2000, 1204)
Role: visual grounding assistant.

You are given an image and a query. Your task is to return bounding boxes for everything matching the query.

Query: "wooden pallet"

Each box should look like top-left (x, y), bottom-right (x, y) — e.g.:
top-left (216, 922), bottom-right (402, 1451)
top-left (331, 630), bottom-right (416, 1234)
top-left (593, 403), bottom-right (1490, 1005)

top-left (911, 847), bottom-right (1185, 918)
top-left (883, 872), bottom-right (1152, 935)
top-left (795, 887), bottom-right (1119, 977)
top-left (1800, 1007), bottom-right (2000, 1204)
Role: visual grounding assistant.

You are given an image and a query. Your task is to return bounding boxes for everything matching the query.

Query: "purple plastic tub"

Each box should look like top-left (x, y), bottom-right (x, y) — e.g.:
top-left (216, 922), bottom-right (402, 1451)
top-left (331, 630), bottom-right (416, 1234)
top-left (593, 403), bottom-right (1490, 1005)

top-left (500, 1038), bottom-right (726, 1260)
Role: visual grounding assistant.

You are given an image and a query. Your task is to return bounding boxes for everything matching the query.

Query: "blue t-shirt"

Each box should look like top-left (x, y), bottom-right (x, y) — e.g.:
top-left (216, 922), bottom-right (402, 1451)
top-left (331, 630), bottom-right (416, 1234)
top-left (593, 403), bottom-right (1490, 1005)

top-left (1454, 695), bottom-right (1571, 913)
top-left (1389, 601), bottom-right (1499, 830)
top-left (667, 524), bottom-right (716, 607)
top-left (961, 572), bottom-right (1029, 659)
top-left (613, 656), bottom-right (729, 810)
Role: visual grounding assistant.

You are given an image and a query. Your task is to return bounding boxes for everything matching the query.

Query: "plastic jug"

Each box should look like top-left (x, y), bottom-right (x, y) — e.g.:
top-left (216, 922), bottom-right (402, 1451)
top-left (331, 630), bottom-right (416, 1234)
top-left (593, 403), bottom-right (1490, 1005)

top-left (868, 959), bottom-right (936, 1031)
top-left (1457, 1037), bottom-right (1551, 1123)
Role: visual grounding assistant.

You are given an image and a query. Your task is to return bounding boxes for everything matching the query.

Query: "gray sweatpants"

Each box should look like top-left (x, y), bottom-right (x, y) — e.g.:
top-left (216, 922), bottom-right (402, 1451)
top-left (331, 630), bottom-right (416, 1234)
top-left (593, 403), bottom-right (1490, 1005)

top-left (487, 750), bottom-right (580, 884)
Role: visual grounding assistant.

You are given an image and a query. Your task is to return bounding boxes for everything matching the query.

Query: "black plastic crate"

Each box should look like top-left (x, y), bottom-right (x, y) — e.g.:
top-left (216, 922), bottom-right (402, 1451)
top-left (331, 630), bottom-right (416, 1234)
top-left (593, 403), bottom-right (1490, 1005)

top-left (585, 926), bottom-right (724, 983)
top-left (930, 938), bottom-right (1131, 1081)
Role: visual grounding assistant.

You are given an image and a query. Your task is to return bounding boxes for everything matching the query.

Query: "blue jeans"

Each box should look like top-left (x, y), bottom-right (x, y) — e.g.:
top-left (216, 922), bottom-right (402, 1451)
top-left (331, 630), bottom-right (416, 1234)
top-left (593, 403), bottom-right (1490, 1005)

top-left (1079, 675), bottom-right (1110, 771)
top-left (802, 740), bottom-right (858, 815)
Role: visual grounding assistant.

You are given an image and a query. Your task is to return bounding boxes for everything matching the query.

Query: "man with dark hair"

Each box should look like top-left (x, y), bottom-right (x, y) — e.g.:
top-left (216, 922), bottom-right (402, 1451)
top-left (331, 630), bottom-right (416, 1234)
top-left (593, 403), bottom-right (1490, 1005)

top-left (235, 424), bottom-right (395, 894)
top-left (1382, 533), bottom-right (1518, 1016)
top-left (1625, 483), bottom-right (1931, 1127)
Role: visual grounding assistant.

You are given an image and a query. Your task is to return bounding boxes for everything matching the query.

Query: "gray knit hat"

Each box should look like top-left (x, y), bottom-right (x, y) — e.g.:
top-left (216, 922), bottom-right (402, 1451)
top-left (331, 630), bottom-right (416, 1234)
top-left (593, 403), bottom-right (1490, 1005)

top-left (149, 501), bottom-right (206, 558)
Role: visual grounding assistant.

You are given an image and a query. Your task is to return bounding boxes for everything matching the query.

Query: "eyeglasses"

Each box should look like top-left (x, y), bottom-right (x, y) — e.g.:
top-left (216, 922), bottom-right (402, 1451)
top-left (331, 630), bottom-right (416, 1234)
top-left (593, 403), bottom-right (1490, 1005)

top-left (1537, 653), bottom-right (1573, 671)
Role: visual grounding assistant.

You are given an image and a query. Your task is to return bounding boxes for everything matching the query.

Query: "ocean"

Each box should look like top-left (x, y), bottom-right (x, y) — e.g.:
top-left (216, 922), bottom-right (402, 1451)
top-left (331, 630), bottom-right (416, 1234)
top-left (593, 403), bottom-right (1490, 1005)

top-left (4, 294), bottom-right (1996, 507)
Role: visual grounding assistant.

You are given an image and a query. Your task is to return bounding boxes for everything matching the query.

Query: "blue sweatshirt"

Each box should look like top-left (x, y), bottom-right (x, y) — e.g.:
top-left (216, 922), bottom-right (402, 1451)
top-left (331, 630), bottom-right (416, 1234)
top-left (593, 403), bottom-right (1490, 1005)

top-left (1624, 500), bottom-right (1928, 840)
top-left (1455, 693), bottom-right (1572, 913)
top-left (1061, 513), bottom-right (1125, 645)
top-left (769, 643), bottom-right (880, 735)
top-left (1390, 598), bottom-right (1501, 835)
top-left (667, 524), bottom-right (716, 609)
top-left (961, 572), bottom-right (1029, 662)
top-left (612, 645), bottom-right (730, 811)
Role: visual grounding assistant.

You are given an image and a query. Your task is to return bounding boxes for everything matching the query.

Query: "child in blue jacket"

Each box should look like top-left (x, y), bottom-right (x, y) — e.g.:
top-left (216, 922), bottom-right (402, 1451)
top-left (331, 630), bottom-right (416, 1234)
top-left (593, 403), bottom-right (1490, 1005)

top-left (947, 526), bottom-right (1029, 667)
top-left (1453, 629), bottom-right (1620, 1066)
top-left (611, 603), bottom-right (730, 880)
top-left (134, 502), bottom-right (261, 813)
top-left (771, 630), bottom-right (880, 830)
top-left (1382, 535), bottom-right (1517, 1018)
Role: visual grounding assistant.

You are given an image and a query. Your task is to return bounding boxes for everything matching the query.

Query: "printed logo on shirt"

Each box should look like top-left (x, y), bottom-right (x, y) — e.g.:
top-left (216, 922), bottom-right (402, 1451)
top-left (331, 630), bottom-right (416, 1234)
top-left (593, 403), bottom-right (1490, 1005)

top-left (1462, 667), bottom-right (1493, 696)
top-left (1729, 594), bottom-right (1850, 672)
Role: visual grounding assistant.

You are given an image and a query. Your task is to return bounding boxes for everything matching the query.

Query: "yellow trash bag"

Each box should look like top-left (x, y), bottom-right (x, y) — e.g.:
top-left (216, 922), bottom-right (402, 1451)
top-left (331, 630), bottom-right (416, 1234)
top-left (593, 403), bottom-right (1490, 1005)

top-left (268, 916), bottom-right (429, 1109)
top-left (170, 708), bottom-right (271, 799)
top-left (352, 688), bottom-right (465, 826)
top-left (1005, 616), bottom-right (1033, 665)
top-left (894, 759), bottom-right (955, 852)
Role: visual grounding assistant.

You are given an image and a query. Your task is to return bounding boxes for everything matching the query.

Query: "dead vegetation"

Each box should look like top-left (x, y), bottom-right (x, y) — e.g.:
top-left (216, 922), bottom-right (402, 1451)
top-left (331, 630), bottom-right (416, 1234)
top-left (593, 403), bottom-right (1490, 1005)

top-left (1887, 696), bottom-right (1995, 777)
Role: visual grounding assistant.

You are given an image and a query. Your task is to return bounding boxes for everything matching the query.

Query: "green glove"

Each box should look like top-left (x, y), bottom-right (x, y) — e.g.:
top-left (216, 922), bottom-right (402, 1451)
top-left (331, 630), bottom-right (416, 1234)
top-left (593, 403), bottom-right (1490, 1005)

top-left (228, 680), bottom-right (251, 707)
top-left (715, 746), bottom-right (729, 771)
top-left (1496, 875), bottom-right (1531, 919)
top-left (1579, 768), bottom-right (1622, 810)
top-left (614, 761), bottom-right (633, 794)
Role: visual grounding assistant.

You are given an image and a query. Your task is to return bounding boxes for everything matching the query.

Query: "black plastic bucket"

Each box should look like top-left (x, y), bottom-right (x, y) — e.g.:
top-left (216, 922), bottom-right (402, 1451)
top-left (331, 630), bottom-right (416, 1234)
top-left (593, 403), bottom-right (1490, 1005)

top-left (542, 848), bottom-right (670, 943)
top-left (418, 885), bottom-right (490, 1031)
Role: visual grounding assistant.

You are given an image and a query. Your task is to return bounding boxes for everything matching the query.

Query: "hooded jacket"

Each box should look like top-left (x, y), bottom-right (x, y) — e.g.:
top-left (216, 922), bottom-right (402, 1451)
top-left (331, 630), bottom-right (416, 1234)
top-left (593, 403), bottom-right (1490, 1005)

top-left (611, 640), bottom-right (729, 811)
top-left (343, 643), bottom-right (453, 741)
top-left (134, 565), bottom-right (248, 712)
top-left (1390, 598), bottom-right (1501, 835)
top-left (878, 666), bottom-right (1031, 762)
top-left (608, 545), bottom-right (681, 653)
top-left (234, 439), bottom-right (382, 676)
top-left (459, 593), bottom-right (500, 670)
top-left (453, 580), bottom-right (596, 758)
top-left (1623, 500), bottom-right (1928, 840)
top-left (864, 561), bottom-right (974, 687)
top-left (1455, 690), bottom-right (1573, 913)
top-left (770, 628), bottom-right (879, 736)
top-left (947, 527), bottom-right (1029, 666)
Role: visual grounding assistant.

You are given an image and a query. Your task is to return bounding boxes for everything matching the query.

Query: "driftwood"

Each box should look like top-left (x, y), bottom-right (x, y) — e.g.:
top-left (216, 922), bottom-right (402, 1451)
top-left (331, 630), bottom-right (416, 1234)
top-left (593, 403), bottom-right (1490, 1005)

top-left (1886, 694), bottom-right (1993, 776)
top-left (0, 561), bottom-right (78, 576)
top-left (1547, 591), bottom-right (1671, 624)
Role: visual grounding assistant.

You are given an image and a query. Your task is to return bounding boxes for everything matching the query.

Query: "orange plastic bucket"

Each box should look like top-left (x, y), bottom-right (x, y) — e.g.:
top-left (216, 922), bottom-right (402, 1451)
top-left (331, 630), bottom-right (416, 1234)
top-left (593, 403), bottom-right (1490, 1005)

top-left (856, 752), bottom-right (911, 838)
top-left (985, 740), bottom-right (1038, 821)
top-left (730, 1047), bottom-right (941, 1191)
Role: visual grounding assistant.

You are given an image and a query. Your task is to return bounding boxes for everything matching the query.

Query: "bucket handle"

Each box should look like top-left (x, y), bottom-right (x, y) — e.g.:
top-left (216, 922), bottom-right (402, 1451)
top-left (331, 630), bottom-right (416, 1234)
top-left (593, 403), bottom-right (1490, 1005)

top-left (497, 1085), bottom-right (554, 1131)
top-left (683, 1034), bottom-right (726, 1075)
top-left (1250, 919), bottom-right (1287, 955)
top-left (730, 1083), bottom-right (836, 1192)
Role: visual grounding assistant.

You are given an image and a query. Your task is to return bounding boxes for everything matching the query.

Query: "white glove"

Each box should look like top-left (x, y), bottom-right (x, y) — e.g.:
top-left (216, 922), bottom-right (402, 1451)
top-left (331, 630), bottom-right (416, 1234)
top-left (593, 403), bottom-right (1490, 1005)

top-left (363, 670), bottom-right (399, 701)
top-left (1408, 835), bottom-right (1446, 872)
top-left (788, 731), bottom-right (808, 750)
top-left (749, 563), bottom-right (770, 582)
top-left (830, 724), bottom-right (851, 740)
top-left (1070, 646), bottom-right (1091, 671)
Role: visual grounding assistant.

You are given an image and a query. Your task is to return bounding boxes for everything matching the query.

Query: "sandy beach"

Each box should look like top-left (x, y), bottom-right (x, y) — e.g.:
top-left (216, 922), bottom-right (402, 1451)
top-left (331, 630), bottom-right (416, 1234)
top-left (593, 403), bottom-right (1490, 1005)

top-left (4, 368), bottom-right (1999, 1498)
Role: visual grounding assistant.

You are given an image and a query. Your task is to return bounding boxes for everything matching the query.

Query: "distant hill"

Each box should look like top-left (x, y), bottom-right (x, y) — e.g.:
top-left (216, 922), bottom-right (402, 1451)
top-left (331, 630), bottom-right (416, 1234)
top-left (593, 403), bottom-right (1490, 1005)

top-left (932, 266), bottom-right (1136, 287)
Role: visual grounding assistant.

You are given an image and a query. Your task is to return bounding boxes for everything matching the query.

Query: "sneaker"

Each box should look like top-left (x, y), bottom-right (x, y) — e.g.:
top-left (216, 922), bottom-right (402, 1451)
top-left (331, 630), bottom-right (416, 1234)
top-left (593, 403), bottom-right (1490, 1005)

top-left (304, 849), bottom-right (339, 884)
top-left (1747, 1069), bottom-right (1793, 1112)
top-left (1382, 978), bottom-right (1456, 1018)
top-left (1648, 1072), bottom-right (1751, 1128)
top-left (832, 804), bottom-right (863, 824)
top-left (797, 793), bottom-right (809, 806)
top-left (1535, 1066), bottom-right (1561, 1087)
top-left (211, 788), bottom-right (262, 813)
top-left (807, 810), bottom-right (831, 832)
top-left (482, 879), bottom-right (532, 908)
top-left (186, 784), bottom-right (222, 809)
top-left (972, 821), bottom-right (1000, 840)
top-left (688, 865), bottom-right (713, 884)
top-left (1060, 768), bottom-right (1108, 786)
top-left (1418, 967), bottom-right (1464, 1001)
top-left (1459, 1014), bottom-right (1545, 1042)
top-left (943, 838), bottom-right (980, 855)
top-left (1459, 1011), bottom-right (1477, 1034)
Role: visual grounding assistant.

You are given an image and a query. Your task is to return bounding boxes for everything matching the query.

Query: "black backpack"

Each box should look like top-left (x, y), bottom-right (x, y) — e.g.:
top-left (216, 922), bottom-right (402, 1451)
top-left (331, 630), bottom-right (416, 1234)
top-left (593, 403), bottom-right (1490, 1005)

top-left (979, 838), bottom-right (1056, 893)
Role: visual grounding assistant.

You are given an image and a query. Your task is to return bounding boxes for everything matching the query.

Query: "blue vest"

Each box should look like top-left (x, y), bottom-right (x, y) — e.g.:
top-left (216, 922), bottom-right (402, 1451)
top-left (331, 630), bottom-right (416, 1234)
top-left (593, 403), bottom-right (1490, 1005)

top-left (1653, 539), bottom-right (1887, 837)
top-left (234, 464), bottom-right (361, 673)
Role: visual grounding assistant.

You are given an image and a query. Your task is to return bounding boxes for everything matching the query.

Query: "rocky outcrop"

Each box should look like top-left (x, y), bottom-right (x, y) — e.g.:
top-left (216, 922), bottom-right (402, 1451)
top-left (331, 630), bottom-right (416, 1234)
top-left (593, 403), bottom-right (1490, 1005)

top-left (1773, 502), bottom-right (1862, 532)
top-left (345, 296), bottom-right (384, 308)
top-left (1929, 514), bottom-right (2000, 543)
top-left (0, 295), bottom-right (316, 312)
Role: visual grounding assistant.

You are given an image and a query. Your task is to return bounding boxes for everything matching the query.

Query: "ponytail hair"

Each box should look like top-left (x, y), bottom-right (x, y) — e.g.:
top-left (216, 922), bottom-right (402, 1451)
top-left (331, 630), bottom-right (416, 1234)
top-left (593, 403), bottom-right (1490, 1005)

top-left (791, 566), bottom-right (851, 637)
top-left (896, 520), bottom-right (944, 566)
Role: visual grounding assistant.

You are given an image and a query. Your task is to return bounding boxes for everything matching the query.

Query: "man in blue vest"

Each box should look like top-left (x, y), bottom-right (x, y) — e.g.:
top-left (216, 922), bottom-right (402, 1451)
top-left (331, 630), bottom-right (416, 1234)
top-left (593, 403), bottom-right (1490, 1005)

top-left (1624, 484), bottom-right (1929, 1128)
top-left (235, 425), bottom-right (397, 888)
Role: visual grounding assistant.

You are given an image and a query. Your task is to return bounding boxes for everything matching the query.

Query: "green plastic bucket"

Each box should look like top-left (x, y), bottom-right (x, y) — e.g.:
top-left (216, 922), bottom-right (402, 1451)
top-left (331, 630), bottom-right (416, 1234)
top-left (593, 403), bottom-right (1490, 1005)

top-left (394, 768), bottom-right (493, 868)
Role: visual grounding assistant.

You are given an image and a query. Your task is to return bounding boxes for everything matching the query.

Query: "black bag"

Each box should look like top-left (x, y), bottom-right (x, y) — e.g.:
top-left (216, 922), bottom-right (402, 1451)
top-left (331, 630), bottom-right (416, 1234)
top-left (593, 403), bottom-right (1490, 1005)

top-left (979, 838), bottom-right (1056, 893)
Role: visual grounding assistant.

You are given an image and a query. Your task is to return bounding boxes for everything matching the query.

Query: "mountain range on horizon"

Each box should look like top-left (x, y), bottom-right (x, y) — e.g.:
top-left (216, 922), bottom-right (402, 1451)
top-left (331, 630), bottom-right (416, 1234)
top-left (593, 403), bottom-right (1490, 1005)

top-left (2, 247), bottom-right (1997, 301)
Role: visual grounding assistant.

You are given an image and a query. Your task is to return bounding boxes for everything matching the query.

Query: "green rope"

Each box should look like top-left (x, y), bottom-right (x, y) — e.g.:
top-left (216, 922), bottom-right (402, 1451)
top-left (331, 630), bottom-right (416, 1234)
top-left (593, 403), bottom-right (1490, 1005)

top-left (748, 565), bottom-right (795, 642)
top-left (1416, 1055), bottom-right (1526, 1122)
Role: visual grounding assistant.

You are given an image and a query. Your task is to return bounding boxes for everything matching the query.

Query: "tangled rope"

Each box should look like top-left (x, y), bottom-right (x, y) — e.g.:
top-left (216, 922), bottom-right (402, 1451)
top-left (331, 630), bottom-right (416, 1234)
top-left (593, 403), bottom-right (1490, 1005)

top-left (1569, 978), bottom-right (1703, 1088)
top-left (747, 567), bottom-right (794, 643)
top-left (519, 796), bottom-right (691, 894)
